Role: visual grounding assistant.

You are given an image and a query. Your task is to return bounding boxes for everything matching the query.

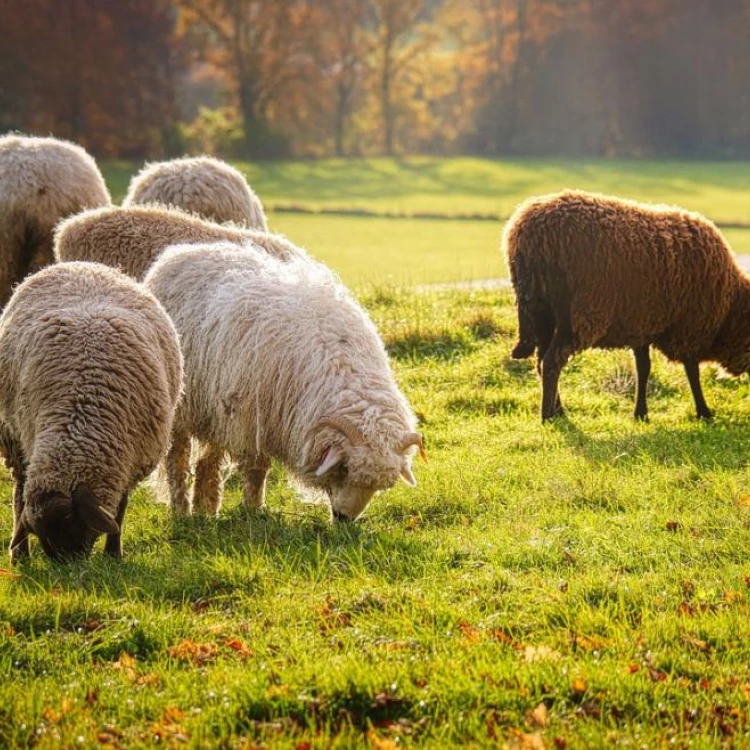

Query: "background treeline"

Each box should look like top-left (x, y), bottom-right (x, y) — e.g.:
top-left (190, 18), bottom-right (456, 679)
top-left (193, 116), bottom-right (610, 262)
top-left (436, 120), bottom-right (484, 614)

top-left (2, 0), bottom-right (749, 159)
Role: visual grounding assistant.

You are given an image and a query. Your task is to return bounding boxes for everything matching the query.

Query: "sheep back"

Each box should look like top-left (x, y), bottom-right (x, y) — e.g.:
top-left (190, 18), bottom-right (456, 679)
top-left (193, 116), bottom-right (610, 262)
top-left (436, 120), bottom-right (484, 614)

top-left (144, 242), bottom-right (417, 496)
top-left (0, 261), bottom-right (182, 536)
top-left (124, 156), bottom-right (267, 230)
top-left (54, 204), bottom-right (302, 281)
top-left (0, 134), bottom-right (111, 307)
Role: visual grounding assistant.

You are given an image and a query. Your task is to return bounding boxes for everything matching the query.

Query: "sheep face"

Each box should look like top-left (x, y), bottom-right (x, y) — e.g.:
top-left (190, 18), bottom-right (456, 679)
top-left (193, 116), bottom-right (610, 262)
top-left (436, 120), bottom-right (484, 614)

top-left (313, 418), bottom-right (424, 522)
top-left (14, 485), bottom-right (119, 560)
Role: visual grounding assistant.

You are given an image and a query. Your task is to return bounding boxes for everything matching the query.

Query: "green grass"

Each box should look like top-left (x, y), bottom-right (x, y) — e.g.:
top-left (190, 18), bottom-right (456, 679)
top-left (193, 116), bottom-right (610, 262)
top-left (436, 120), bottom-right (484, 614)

top-left (102, 157), bottom-right (750, 287)
top-left (5, 288), bottom-right (750, 748)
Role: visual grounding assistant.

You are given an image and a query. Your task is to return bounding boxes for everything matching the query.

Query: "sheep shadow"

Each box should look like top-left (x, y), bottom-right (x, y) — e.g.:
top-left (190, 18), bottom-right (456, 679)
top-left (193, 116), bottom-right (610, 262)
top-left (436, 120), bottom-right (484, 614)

top-left (545, 411), bottom-right (750, 471)
top-left (7, 506), bottom-right (432, 610)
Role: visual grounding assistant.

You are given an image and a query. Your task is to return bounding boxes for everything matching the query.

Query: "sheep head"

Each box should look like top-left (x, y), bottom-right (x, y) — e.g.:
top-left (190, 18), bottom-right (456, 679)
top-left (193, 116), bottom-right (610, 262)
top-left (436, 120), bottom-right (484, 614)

top-left (312, 415), bottom-right (425, 522)
top-left (12, 484), bottom-right (118, 560)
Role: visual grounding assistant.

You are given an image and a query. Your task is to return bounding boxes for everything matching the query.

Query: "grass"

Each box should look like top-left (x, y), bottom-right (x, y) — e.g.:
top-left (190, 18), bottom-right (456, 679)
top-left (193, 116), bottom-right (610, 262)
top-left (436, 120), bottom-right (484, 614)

top-left (102, 158), bottom-right (750, 287)
top-left (5, 158), bottom-right (750, 747)
top-left (4, 287), bottom-right (750, 748)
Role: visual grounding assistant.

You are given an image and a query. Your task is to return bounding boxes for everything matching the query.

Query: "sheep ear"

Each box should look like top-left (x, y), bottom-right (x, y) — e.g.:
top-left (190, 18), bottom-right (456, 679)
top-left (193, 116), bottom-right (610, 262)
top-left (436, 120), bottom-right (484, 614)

top-left (316, 446), bottom-right (344, 477)
top-left (72, 484), bottom-right (119, 534)
top-left (400, 465), bottom-right (418, 487)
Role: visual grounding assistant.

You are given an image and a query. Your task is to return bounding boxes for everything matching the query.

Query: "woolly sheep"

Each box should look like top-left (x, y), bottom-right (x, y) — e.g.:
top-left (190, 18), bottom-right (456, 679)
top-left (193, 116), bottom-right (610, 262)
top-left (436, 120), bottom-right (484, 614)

top-left (0, 134), bottom-right (110, 307)
top-left (54, 204), bottom-right (300, 281)
top-left (504, 189), bottom-right (750, 422)
top-left (0, 262), bottom-right (183, 561)
top-left (124, 156), bottom-right (267, 230)
top-left (144, 241), bottom-right (424, 521)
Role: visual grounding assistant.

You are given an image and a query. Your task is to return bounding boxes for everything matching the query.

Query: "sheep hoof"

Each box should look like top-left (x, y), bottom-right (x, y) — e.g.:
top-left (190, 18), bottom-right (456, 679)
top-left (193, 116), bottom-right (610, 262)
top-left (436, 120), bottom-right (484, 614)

top-left (511, 341), bottom-right (535, 359)
top-left (634, 411), bottom-right (649, 422)
top-left (696, 409), bottom-right (714, 421)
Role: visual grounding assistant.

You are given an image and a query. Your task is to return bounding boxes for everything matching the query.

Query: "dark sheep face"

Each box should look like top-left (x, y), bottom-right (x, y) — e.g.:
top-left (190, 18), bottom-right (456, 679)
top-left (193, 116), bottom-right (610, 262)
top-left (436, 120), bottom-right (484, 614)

top-left (21, 485), bottom-right (119, 561)
top-left (30, 493), bottom-right (99, 560)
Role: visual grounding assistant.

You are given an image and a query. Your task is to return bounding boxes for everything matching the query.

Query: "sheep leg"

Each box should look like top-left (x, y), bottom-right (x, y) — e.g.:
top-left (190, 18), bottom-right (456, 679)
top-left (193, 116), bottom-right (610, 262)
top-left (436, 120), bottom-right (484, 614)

top-left (2, 433), bottom-right (29, 562)
top-left (10, 474), bottom-right (29, 563)
top-left (192, 442), bottom-right (225, 516)
top-left (633, 346), bottom-right (651, 421)
top-left (683, 360), bottom-right (713, 420)
top-left (541, 333), bottom-right (573, 422)
top-left (166, 429), bottom-right (192, 516)
top-left (104, 492), bottom-right (129, 559)
top-left (239, 457), bottom-right (270, 510)
top-left (534, 314), bottom-right (563, 413)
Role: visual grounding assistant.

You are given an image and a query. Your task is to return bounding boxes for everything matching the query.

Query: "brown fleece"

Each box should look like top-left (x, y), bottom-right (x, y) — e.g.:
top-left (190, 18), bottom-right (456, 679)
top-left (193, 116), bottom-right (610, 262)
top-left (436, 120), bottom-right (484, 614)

top-left (502, 190), bottom-right (750, 420)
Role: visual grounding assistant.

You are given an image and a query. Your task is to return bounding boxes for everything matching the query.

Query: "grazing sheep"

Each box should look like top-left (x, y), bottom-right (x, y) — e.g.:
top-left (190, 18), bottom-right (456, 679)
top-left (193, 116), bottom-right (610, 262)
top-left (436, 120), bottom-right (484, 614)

top-left (0, 134), bottom-right (110, 307)
top-left (55, 204), bottom-right (300, 281)
top-left (144, 241), bottom-right (424, 521)
top-left (0, 262), bottom-right (183, 561)
top-left (124, 156), bottom-right (267, 230)
top-left (504, 190), bottom-right (750, 422)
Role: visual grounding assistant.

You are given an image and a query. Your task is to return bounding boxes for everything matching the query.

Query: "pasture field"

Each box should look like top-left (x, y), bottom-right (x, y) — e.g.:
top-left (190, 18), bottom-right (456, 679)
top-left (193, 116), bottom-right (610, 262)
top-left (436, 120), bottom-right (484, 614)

top-left (4, 289), bottom-right (750, 748)
top-left (103, 157), bottom-right (750, 287)
top-left (3, 159), bottom-right (750, 748)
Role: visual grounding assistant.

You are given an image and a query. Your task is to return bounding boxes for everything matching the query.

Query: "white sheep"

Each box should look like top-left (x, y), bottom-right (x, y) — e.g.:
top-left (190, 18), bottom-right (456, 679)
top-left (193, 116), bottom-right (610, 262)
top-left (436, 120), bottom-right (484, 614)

top-left (0, 262), bottom-right (183, 561)
top-left (0, 134), bottom-right (111, 307)
top-left (144, 241), bottom-right (424, 521)
top-left (124, 156), bottom-right (267, 230)
top-left (55, 204), bottom-right (298, 281)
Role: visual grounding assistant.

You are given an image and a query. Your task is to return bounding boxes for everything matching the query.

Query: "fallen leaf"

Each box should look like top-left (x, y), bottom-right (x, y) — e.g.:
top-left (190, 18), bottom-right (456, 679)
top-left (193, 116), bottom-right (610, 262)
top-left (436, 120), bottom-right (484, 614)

top-left (666, 520), bottom-right (681, 532)
top-left (319, 596), bottom-right (351, 633)
top-left (367, 730), bottom-right (398, 750)
top-left (0, 568), bottom-right (20, 580)
top-left (571, 678), bottom-right (587, 694)
top-left (490, 628), bottom-right (522, 650)
top-left (738, 494), bottom-right (750, 507)
top-left (627, 664), bottom-right (640, 674)
top-left (459, 621), bottom-right (482, 644)
top-left (648, 668), bottom-right (668, 682)
top-left (526, 703), bottom-right (549, 728)
top-left (168, 639), bottom-right (218, 665)
top-left (504, 728), bottom-right (547, 749)
top-left (224, 637), bottom-right (254, 659)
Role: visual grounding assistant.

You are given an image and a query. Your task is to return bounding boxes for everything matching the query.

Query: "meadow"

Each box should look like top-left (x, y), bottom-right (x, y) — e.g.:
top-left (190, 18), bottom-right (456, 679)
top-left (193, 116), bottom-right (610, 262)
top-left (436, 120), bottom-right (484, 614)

top-left (3, 159), bottom-right (750, 748)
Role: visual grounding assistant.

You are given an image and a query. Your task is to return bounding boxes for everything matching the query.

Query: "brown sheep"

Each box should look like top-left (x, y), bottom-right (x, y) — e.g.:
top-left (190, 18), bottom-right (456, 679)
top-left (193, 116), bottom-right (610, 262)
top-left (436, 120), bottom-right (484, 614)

top-left (503, 190), bottom-right (750, 422)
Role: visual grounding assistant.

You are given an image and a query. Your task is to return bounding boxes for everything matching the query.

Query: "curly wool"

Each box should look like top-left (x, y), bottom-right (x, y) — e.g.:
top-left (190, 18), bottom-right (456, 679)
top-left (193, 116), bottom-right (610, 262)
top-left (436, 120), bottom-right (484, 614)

top-left (0, 134), bottom-right (110, 307)
top-left (124, 156), bottom-right (267, 230)
top-left (0, 262), bottom-right (183, 554)
top-left (144, 242), bottom-right (418, 517)
top-left (503, 190), bottom-right (750, 417)
top-left (54, 204), bottom-right (302, 281)
top-left (504, 190), bottom-right (750, 364)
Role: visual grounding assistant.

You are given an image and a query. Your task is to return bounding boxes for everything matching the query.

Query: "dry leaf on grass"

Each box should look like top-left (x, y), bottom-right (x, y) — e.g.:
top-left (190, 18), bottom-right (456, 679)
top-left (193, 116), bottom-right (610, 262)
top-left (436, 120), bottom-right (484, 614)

top-left (526, 703), bottom-right (549, 728)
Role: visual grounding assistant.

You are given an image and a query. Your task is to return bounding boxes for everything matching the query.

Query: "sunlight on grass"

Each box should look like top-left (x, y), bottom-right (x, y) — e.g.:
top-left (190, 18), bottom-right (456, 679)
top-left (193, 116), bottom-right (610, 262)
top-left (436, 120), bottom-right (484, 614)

top-left (4, 289), bottom-right (750, 747)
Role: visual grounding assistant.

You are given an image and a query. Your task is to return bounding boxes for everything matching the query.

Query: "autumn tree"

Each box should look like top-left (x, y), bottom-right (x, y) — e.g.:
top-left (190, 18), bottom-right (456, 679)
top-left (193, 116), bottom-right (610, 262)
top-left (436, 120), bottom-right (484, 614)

top-left (177, 0), bottom-right (315, 155)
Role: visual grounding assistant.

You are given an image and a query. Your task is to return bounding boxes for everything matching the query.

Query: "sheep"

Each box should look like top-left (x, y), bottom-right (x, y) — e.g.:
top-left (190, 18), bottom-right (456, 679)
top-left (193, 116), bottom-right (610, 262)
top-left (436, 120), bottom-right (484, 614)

top-left (54, 204), bottom-right (300, 281)
top-left (0, 261), bottom-right (183, 561)
top-left (123, 156), bottom-right (267, 230)
top-left (0, 134), bottom-right (110, 308)
top-left (143, 241), bottom-right (424, 522)
top-left (503, 189), bottom-right (750, 422)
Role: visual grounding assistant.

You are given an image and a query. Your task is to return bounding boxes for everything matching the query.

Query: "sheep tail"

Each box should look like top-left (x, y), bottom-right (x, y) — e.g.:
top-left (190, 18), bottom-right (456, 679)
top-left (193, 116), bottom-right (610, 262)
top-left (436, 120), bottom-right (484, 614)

top-left (508, 245), bottom-right (537, 359)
